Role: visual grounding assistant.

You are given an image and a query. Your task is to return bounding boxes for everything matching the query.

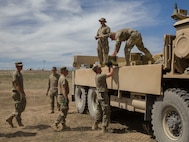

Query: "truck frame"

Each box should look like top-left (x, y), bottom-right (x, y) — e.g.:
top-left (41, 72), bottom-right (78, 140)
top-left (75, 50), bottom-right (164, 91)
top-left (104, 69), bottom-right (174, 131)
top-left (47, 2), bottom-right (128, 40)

top-left (72, 4), bottom-right (189, 142)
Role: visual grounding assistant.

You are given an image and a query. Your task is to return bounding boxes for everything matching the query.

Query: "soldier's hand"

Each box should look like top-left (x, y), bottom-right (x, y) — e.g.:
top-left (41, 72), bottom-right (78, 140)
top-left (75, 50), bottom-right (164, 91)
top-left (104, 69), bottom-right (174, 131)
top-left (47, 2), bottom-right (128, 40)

top-left (15, 100), bottom-right (21, 104)
top-left (105, 61), bottom-right (113, 67)
top-left (112, 52), bottom-right (117, 56)
top-left (95, 35), bottom-right (103, 40)
top-left (99, 36), bottom-right (104, 39)
top-left (113, 65), bottom-right (119, 69)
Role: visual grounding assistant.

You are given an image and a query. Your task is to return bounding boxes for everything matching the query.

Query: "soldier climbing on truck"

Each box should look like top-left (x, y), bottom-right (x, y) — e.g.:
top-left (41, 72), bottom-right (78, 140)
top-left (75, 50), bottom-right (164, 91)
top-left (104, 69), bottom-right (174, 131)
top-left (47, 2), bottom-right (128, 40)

top-left (91, 62), bottom-right (114, 133)
top-left (109, 28), bottom-right (155, 66)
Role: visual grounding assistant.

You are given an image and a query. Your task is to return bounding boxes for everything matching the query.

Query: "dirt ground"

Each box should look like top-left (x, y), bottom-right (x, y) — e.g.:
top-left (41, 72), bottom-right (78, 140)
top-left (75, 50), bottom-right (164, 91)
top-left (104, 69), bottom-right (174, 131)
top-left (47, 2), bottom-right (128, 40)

top-left (0, 70), bottom-right (156, 142)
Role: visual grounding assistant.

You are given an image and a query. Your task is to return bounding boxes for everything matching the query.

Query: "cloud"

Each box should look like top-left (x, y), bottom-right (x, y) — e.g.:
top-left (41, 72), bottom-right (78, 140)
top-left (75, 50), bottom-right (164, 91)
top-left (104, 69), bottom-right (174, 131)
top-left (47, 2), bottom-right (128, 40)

top-left (0, 0), bottom-right (163, 70)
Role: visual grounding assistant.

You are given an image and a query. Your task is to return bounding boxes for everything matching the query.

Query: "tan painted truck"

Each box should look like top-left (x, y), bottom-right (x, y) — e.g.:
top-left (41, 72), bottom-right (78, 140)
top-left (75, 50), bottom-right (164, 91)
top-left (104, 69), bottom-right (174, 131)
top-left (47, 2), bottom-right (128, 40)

top-left (72, 4), bottom-right (189, 142)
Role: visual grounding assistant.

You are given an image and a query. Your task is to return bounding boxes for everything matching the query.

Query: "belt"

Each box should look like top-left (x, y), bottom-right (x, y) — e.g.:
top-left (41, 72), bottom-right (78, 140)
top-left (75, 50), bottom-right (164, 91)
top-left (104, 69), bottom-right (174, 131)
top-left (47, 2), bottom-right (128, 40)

top-left (50, 87), bottom-right (58, 90)
top-left (59, 94), bottom-right (63, 95)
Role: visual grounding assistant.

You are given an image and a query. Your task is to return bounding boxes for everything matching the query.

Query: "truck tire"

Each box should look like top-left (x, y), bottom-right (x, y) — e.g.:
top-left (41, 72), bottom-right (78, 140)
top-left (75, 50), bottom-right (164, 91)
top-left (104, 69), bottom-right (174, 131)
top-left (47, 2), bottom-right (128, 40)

top-left (87, 88), bottom-right (98, 119)
top-left (74, 85), bottom-right (87, 114)
top-left (152, 88), bottom-right (189, 142)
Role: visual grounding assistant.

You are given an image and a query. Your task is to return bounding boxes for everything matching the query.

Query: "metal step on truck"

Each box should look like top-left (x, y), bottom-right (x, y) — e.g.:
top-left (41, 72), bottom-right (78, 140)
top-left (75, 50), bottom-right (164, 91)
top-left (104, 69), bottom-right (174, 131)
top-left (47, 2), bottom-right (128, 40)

top-left (72, 4), bottom-right (189, 142)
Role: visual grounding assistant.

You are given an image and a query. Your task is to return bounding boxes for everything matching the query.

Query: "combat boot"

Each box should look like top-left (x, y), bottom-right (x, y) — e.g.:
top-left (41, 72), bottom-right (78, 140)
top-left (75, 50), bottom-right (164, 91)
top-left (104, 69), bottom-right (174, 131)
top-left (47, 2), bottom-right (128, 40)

top-left (18, 121), bottom-right (24, 127)
top-left (101, 126), bottom-right (107, 133)
top-left (61, 123), bottom-right (70, 131)
top-left (16, 117), bottom-right (24, 127)
top-left (92, 122), bottom-right (99, 130)
top-left (6, 117), bottom-right (14, 128)
top-left (50, 110), bottom-right (54, 114)
top-left (51, 122), bottom-right (59, 131)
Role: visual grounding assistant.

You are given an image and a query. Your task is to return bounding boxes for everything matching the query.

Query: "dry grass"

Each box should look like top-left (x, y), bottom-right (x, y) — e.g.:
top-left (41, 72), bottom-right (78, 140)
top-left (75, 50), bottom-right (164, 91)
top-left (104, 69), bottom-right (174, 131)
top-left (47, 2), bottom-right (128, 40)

top-left (0, 70), bottom-right (155, 142)
top-left (0, 70), bottom-right (72, 90)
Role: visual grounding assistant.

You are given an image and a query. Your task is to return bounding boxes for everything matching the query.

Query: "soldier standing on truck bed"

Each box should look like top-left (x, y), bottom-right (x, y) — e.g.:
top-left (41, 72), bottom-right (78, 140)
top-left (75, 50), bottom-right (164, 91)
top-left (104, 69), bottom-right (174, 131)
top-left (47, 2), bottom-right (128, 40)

top-left (46, 67), bottom-right (60, 113)
top-left (51, 67), bottom-right (70, 131)
top-left (6, 62), bottom-right (27, 128)
top-left (109, 28), bottom-right (155, 66)
top-left (95, 18), bottom-right (111, 66)
top-left (91, 62), bottom-right (114, 133)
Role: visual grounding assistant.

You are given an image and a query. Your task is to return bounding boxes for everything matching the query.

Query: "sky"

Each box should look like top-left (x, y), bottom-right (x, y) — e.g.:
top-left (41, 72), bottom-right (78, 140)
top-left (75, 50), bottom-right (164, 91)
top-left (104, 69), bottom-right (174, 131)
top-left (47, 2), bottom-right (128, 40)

top-left (0, 0), bottom-right (189, 70)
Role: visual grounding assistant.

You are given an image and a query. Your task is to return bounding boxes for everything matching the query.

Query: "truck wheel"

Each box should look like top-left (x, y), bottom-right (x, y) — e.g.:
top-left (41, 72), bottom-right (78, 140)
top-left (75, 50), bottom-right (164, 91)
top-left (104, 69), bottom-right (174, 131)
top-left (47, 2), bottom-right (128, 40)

top-left (74, 86), bottom-right (87, 114)
top-left (152, 88), bottom-right (189, 142)
top-left (87, 88), bottom-right (98, 119)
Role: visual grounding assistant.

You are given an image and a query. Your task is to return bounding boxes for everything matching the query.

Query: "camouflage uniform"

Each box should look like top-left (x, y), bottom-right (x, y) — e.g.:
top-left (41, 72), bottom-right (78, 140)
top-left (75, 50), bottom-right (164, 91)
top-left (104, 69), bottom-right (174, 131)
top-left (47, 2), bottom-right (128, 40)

top-left (113, 28), bottom-right (154, 65)
top-left (6, 62), bottom-right (26, 127)
top-left (47, 72), bottom-right (60, 113)
top-left (96, 18), bottom-right (111, 65)
top-left (94, 73), bottom-right (111, 129)
top-left (54, 71), bottom-right (69, 128)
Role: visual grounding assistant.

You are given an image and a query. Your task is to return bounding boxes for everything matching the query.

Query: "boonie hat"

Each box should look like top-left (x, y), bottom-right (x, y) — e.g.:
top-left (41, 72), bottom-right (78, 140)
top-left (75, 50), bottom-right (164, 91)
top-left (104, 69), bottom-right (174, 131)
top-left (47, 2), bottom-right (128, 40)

top-left (15, 62), bottom-right (23, 67)
top-left (99, 18), bottom-right (107, 23)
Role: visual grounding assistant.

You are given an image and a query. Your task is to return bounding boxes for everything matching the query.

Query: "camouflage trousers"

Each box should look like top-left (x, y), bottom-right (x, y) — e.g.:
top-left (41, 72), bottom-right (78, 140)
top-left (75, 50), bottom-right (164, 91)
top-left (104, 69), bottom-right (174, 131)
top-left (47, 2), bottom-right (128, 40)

top-left (97, 39), bottom-right (109, 65)
top-left (123, 31), bottom-right (154, 65)
top-left (49, 91), bottom-right (59, 111)
top-left (55, 94), bottom-right (69, 125)
top-left (8, 91), bottom-right (27, 123)
top-left (95, 92), bottom-right (111, 127)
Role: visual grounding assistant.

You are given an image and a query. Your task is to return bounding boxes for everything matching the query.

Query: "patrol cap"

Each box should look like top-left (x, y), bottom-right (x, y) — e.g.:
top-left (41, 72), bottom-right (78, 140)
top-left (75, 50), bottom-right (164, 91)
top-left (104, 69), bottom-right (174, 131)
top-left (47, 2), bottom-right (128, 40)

top-left (92, 64), bottom-right (101, 72)
top-left (99, 18), bottom-right (107, 23)
top-left (15, 62), bottom-right (23, 67)
top-left (51, 66), bottom-right (57, 71)
top-left (60, 66), bottom-right (68, 71)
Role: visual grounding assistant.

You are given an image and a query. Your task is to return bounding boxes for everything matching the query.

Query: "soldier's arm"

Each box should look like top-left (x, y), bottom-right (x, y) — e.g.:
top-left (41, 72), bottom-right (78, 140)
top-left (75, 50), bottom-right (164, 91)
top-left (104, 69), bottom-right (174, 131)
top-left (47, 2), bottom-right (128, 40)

top-left (102, 27), bottom-right (111, 38)
top-left (46, 78), bottom-right (50, 96)
top-left (13, 80), bottom-right (23, 99)
top-left (61, 84), bottom-right (68, 99)
top-left (112, 41), bottom-right (122, 56)
top-left (106, 66), bottom-right (114, 78)
top-left (95, 29), bottom-right (100, 40)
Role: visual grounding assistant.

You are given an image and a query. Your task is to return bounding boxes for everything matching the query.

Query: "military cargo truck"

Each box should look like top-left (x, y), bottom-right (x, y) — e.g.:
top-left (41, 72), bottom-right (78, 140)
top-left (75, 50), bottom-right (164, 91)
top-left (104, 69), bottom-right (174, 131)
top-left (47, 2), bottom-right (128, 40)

top-left (72, 4), bottom-right (189, 142)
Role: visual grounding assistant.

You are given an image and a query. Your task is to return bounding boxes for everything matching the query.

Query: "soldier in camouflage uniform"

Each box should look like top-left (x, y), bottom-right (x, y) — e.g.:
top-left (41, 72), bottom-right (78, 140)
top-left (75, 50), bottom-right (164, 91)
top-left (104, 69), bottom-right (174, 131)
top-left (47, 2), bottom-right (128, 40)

top-left (109, 28), bottom-right (155, 65)
top-left (51, 67), bottom-right (70, 131)
top-left (95, 18), bottom-right (111, 65)
top-left (46, 67), bottom-right (60, 113)
top-left (6, 62), bottom-right (26, 127)
top-left (91, 63), bottom-right (114, 133)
